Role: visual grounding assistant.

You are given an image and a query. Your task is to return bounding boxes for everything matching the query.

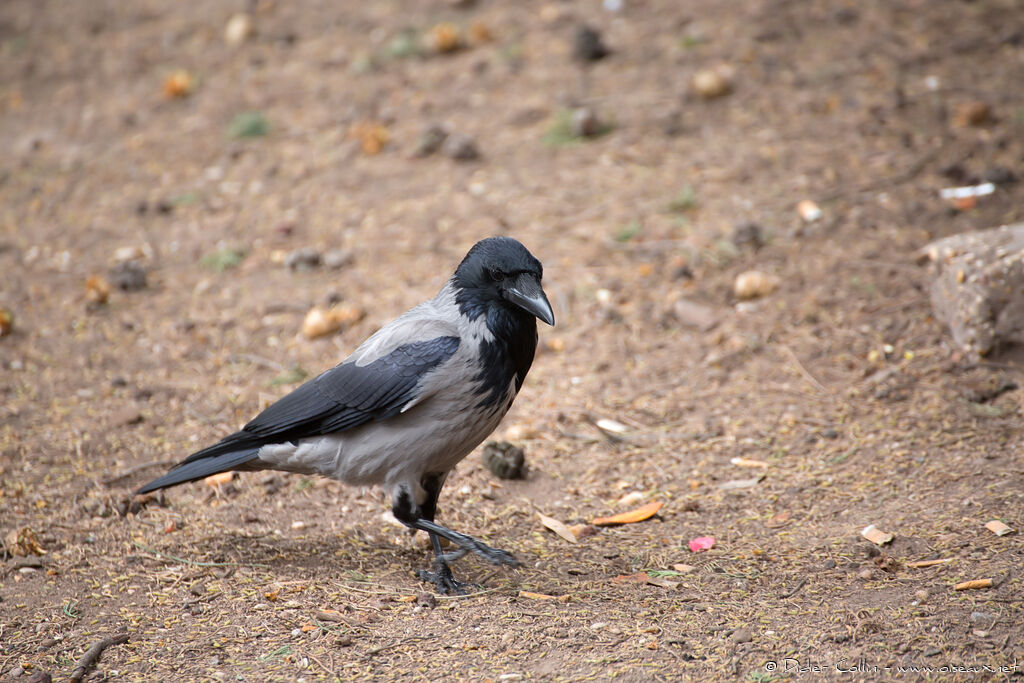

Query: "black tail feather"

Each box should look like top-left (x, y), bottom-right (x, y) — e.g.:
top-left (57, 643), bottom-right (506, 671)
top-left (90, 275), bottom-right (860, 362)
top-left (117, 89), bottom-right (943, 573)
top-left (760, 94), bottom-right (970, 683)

top-left (136, 447), bottom-right (261, 494)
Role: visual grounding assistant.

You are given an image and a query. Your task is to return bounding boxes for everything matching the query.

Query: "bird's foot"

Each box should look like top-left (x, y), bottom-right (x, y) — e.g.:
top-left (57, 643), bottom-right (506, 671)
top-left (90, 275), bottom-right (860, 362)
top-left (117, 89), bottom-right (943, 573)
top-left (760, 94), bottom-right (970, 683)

top-left (417, 562), bottom-right (478, 595)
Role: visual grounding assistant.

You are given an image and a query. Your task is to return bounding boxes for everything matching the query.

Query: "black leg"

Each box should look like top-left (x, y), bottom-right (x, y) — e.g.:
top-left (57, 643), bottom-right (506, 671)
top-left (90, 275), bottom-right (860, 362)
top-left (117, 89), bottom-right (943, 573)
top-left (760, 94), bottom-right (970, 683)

top-left (392, 478), bottom-right (517, 594)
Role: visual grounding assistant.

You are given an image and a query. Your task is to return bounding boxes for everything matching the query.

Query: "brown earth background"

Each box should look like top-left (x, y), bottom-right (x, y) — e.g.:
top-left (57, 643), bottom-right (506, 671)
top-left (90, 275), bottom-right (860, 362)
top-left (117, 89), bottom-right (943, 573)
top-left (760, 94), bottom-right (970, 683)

top-left (1, 0), bottom-right (1023, 680)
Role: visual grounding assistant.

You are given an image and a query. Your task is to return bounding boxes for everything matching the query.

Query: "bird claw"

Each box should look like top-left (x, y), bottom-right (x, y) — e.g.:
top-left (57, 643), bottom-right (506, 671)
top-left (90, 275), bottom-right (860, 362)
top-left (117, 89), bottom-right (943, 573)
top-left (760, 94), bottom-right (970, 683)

top-left (417, 563), bottom-right (478, 595)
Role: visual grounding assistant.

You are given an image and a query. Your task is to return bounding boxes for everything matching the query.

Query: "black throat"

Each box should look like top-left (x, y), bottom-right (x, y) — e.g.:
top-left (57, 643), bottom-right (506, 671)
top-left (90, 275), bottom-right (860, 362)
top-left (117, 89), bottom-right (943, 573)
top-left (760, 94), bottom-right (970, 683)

top-left (454, 285), bottom-right (539, 409)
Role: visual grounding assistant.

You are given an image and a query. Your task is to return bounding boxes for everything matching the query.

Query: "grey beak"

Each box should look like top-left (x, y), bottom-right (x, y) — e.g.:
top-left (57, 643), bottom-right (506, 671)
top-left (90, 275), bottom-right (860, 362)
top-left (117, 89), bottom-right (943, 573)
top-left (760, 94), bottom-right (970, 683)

top-left (506, 273), bottom-right (555, 326)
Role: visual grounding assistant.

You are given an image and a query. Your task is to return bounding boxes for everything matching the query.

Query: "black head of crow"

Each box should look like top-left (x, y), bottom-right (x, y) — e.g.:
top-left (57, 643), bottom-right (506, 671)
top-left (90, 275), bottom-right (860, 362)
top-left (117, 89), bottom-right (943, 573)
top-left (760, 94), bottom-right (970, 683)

top-left (138, 236), bottom-right (553, 593)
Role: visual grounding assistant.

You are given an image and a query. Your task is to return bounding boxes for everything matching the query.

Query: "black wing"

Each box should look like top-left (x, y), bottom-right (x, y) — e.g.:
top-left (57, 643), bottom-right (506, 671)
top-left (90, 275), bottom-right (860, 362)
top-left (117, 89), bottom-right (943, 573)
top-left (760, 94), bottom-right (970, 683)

top-left (243, 335), bottom-right (461, 439)
top-left (137, 336), bottom-right (460, 493)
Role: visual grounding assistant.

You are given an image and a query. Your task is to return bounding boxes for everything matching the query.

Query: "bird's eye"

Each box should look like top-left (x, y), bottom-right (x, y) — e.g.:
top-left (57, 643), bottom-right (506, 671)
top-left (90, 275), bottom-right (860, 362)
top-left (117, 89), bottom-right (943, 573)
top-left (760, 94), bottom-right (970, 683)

top-left (485, 268), bottom-right (503, 282)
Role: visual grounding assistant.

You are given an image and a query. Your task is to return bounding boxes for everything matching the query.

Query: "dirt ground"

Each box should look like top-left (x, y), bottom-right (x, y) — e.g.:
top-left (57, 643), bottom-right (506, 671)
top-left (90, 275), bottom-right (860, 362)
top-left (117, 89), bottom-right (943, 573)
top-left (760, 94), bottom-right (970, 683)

top-left (2, 0), bottom-right (1023, 680)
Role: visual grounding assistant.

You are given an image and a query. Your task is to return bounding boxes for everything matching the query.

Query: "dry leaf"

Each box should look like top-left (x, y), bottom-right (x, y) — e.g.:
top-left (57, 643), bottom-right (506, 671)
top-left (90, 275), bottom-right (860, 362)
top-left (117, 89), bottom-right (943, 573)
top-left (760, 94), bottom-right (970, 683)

top-left (717, 475), bottom-right (764, 491)
top-left (317, 609), bottom-right (346, 623)
top-left (613, 572), bottom-right (649, 584)
top-left (85, 275), bottom-right (112, 305)
top-left (688, 536), bottom-right (715, 552)
top-left (645, 576), bottom-right (679, 590)
top-left (954, 579), bottom-right (993, 591)
top-left (300, 622), bottom-right (317, 632)
top-left (537, 512), bottom-right (577, 544)
top-left (396, 595), bottom-right (417, 603)
top-left (861, 524), bottom-right (893, 545)
top-left (348, 122), bottom-right (389, 156)
top-left (429, 23), bottom-right (462, 53)
top-left (205, 471), bottom-right (235, 488)
top-left (765, 511), bottom-right (792, 529)
top-left (592, 500), bottom-right (663, 526)
top-left (4, 527), bottom-right (46, 557)
top-left (984, 520), bottom-right (1014, 537)
top-left (264, 589), bottom-right (280, 601)
top-left (163, 70), bottom-right (193, 98)
top-left (671, 563), bottom-right (696, 573)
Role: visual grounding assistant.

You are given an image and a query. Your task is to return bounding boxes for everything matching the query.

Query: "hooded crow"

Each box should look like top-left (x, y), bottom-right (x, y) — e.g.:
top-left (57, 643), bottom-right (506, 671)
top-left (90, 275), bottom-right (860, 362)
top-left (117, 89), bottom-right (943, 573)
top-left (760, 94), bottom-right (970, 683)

top-left (138, 236), bottom-right (554, 593)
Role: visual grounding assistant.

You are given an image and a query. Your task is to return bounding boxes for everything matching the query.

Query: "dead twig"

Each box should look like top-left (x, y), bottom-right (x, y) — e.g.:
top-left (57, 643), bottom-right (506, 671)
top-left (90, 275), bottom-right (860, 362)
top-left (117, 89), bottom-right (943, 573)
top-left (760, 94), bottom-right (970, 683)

top-left (779, 578), bottom-right (808, 599)
top-left (69, 632), bottom-right (129, 683)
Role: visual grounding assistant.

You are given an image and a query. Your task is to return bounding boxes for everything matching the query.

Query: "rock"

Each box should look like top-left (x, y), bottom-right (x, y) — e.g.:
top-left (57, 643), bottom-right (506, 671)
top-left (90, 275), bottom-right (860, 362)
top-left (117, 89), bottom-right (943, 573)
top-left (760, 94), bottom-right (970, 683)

top-left (225, 13), bottom-right (254, 46)
top-left (482, 441), bottom-right (526, 479)
top-left (323, 249), bottom-right (353, 270)
top-left (569, 107), bottom-right (601, 138)
top-left (109, 260), bottom-right (147, 291)
top-left (730, 222), bottom-right (766, 250)
top-left (441, 132), bottom-right (480, 161)
top-left (733, 270), bottom-right (780, 300)
top-left (285, 247), bottom-right (321, 272)
top-left (691, 65), bottom-right (734, 99)
top-left (920, 223), bottom-right (1024, 356)
top-left (573, 25), bottom-right (610, 62)
top-left (412, 124), bottom-right (449, 158)
top-left (730, 628), bottom-right (753, 644)
top-left (981, 166), bottom-right (1017, 185)
top-left (667, 298), bottom-right (720, 331)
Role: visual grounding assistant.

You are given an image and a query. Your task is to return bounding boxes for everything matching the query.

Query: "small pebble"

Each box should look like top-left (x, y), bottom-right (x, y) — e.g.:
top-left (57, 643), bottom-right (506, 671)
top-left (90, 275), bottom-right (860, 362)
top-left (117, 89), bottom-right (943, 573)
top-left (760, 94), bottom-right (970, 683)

top-left (914, 589), bottom-right (929, 602)
top-left (730, 628), bottom-right (753, 644)
top-left (692, 66), bottom-right (734, 99)
top-left (734, 270), bottom-right (780, 300)
top-left (413, 125), bottom-right (449, 157)
top-left (821, 559), bottom-right (837, 570)
top-left (109, 260), bottom-right (147, 291)
top-left (570, 107), bottom-right (602, 138)
top-left (971, 611), bottom-right (994, 622)
top-left (573, 25), bottom-right (610, 62)
top-left (225, 13), bottom-right (254, 46)
top-left (325, 249), bottom-right (354, 270)
top-left (285, 247), bottom-right (321, 272)
top-left (857, 568), bottom-right (874, 580)
top-left (441, 132), bottom-right (480, 161)
top-left (730, 222), bottom-right (765, 250)
top-left (482, 441), bottom-right (526, 479)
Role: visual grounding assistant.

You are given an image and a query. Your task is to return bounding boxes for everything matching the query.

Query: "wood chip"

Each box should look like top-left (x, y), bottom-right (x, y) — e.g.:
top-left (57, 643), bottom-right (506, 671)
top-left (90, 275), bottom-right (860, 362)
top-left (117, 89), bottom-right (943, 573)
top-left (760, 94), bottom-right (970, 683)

top-left (954, 579), bottom-right (993, 591)
top-left (592, 500), bottom-right (663, 526)
top-left (537, 512), bottom-right (578, 544)
top-left (984, 520), bottom-right (1014, 537)
top-left (907, 558), bottom-right (954, 568)
top-left (671, 564), bottom-right (696, 573)
top-left (860, 524), bottom-right (893, 545)
top-left (519, 591), bottom-right (559, 600)
top-left (730, 457), bottom-right (770, 468)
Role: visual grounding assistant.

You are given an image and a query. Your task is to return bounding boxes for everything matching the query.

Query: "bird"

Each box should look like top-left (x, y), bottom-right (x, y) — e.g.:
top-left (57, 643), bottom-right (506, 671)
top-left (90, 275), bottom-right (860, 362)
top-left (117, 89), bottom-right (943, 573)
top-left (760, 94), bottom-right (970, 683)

top-left (137, 237), bottom-right (554, 593)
